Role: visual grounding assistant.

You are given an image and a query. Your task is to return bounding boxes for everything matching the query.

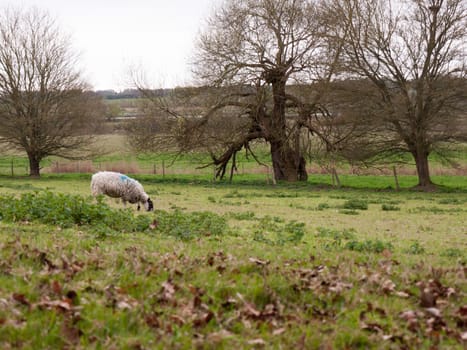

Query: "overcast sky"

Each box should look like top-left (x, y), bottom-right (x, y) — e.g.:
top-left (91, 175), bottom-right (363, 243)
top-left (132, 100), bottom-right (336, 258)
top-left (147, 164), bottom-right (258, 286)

top-left (2, 0), bottom-right (220, 91)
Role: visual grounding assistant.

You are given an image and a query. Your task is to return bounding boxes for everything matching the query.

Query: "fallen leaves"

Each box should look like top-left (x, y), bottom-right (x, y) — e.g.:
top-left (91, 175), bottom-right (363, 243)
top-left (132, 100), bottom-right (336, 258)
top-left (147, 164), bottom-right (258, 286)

top-left (1, 235), bottom-right (466, 349)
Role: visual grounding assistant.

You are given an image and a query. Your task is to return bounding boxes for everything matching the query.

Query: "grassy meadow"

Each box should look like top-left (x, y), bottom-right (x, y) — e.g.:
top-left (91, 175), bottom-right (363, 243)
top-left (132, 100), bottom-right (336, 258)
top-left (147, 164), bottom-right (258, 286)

top-left (0, 171), bottom-right (466, 349)
top-left (0, 135), bottom-right (466, 348)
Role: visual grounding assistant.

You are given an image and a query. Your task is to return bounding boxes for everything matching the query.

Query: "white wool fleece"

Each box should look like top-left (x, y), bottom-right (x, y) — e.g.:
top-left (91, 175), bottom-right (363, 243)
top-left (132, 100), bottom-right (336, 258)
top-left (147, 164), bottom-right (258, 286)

top-left (91, 171), bottom-right (150, 205)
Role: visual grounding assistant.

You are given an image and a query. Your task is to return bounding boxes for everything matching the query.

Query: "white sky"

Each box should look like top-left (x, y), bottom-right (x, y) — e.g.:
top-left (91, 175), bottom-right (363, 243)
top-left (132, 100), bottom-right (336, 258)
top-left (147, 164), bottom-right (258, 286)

top-left (2, 0), bottom-right (220, 91)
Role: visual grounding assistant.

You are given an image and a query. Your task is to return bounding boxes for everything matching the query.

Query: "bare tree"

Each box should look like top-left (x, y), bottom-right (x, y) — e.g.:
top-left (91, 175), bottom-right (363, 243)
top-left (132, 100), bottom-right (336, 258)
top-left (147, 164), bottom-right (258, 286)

top-left (327, 0), bottom-right (467, 188)
top-left (0, 7), bottom-right (104, 177)
top-left (131, 0), bottom-right (336, 182)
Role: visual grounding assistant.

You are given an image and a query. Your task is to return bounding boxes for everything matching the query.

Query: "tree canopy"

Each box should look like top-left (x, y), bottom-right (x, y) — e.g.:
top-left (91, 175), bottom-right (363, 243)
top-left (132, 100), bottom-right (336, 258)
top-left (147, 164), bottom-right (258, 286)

top-left (0, 7), bottom-right (104, 176)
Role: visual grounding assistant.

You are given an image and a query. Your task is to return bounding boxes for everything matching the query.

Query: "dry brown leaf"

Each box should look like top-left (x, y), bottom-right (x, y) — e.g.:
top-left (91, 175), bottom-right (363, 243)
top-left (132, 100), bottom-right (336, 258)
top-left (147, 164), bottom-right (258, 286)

top-left (425, 307), bottom-right (442, 318)
top-left (248, 257), bottom-right (270, 266)
top-left (149, 219), bottom-right (158, 229)
top-left (206, 329), bottom-right (234, 342)
top-left (273, 327), bottom-right (286, 335)
top-left (420, 287), bottom-right (437, 307)
top-left (243, 302), bottom-right (261, 318)
top-left (381, 279), bottom-right (396, 293)
top-left (12, 293), bottom-right (30, 308)
top-left (51, 280), bottom-right (62, 295)
top-left (247, 338), bottom-right (266, 345)
top-left (38, 298), bottom-right (73, 311)
top-left (394, 291), bottom-right (410, 298)
top-left (116, 301), bottom-right (133, 310)
top-left (170, 314), bottom-right (186, 326)
top-left (61, 320), bottom-right (82, 345)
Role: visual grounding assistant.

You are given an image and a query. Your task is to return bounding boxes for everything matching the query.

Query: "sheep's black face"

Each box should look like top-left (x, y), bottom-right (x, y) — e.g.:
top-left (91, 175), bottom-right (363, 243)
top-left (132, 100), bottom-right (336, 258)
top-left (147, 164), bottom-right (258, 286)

top-left (146, 198), bottom-right (154, 212)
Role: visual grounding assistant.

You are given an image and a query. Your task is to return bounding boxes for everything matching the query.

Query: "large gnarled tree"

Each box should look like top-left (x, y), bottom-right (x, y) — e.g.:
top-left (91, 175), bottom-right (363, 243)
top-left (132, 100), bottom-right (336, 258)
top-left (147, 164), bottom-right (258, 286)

top-left (0, 7), bottom-right (103, 177)
top-left (128, 0), bottom-right (339, 182)
top-left (328, 0), bottom-right (467, 188)
top-left (191, 0), bottom-right (343, 181)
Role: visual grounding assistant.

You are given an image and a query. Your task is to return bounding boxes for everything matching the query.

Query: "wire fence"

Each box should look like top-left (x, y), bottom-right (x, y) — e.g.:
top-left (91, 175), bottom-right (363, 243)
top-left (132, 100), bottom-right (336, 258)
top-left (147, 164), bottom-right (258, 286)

top-left (0, 158), bottom-right (277, 178)
top-left (1, 157), bottom-right (465, 178)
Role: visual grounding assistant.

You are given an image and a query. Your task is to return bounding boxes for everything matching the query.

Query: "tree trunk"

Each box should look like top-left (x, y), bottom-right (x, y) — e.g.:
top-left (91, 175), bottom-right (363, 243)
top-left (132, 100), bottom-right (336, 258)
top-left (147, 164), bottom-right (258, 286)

top-left (412, 148), bottom-right (433, 188)
top-left (268, 77), bottom-right (308, 182)
top-left (28, 154), bottom-right (41, 177)
top-left (270, 141), bottom-right (307, 182)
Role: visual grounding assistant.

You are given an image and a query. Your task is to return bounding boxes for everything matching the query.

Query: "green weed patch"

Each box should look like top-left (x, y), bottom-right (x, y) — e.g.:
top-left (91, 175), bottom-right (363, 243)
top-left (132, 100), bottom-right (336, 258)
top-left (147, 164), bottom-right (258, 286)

top-left (253, 216), bottom-right (306, 245)
top-left (0, 191), bottom-right (152, 234)
top-left (342, 198), bottom-right (369, 210)
top-left (153, 209), bottom-right (230, 240)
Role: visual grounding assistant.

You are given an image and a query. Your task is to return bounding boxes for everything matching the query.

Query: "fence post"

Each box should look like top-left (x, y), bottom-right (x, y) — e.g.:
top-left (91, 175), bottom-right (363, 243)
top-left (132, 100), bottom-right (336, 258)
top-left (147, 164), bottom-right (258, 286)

top-left (162, 160), bottom-right (165, 177)
top-left (11, 159), bottom-right (14, 177)
top-left (392, 166), bottom-right (400, 191)
top-left (153, 163), bottom-right (156, 174)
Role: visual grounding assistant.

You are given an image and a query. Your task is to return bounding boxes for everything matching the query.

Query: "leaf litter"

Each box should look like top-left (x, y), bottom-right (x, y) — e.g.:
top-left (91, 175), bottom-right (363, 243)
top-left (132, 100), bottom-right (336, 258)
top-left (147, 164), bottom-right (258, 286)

top-left (0, 228), bottom-right (465, 349)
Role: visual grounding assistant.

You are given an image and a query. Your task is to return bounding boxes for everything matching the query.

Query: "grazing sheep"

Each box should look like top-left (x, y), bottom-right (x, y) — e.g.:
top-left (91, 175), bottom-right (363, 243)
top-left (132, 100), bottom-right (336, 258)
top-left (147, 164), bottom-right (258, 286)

top-left (91, 171), bottom-right (154, 211)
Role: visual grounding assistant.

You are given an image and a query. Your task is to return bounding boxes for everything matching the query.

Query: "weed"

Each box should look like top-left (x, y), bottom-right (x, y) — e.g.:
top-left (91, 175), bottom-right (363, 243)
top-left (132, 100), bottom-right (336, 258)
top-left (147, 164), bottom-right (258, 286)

top-left (227, 211), bottom-right (256, 221)
top-left (154, 209), bottom-right (229, 240)
top-left (345, 239), bottom-right (393, 253)
top-left (316, 202), bottom-right (330, 210)
top-left (316, 227), bottom-right (357, 250)
top-left (339, 209), bottom-right (360, 215)
top-left (409, 206), bottom-right (464, 214)
top-left (440, 248), bottom-right (464, 258)
top-left (253, 216), bottom-right (305, 245)
top-left (381, 204), bottom-right (401, 211)
top-left (316, 227), bottom-right (357, 241)
top-left (265, 192), bottom-right (300, 198)
top-left (437, 198), bottom-right (464, 205)
top-left (342, 199), bottom-right (368, 210)
top-left (223, 190), bottom-right (249, 199)
top-left (0, 191), bottom-right (152, 234)
top-left (368, 198), bottom-right (403, 205)
top-left (404, 241), bottom-right (426, 255)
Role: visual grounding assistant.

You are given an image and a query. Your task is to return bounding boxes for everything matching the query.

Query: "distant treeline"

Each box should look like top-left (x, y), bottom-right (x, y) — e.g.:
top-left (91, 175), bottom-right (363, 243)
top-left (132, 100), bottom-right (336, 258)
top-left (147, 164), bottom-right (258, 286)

top-left (95, 89), bottom-right (171, 100)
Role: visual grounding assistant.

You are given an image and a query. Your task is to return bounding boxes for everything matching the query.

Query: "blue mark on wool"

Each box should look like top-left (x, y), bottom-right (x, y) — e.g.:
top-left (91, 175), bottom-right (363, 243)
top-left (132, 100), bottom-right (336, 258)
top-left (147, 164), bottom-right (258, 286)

top-left (120, 174), bottom-right (130, 182)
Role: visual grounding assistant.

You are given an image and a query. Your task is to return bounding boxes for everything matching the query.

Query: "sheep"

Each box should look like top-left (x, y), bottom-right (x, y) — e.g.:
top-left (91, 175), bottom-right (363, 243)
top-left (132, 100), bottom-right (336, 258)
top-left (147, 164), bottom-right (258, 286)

top-left (91, 171), bottom-right (154, 211)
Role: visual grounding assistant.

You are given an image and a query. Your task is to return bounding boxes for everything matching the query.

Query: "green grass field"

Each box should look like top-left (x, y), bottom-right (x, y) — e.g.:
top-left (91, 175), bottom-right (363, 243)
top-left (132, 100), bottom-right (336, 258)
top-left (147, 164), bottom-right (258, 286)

top-left (0, 174), bottom-right (466, 349)
top-left (1, 134), bottom-right (466, 178)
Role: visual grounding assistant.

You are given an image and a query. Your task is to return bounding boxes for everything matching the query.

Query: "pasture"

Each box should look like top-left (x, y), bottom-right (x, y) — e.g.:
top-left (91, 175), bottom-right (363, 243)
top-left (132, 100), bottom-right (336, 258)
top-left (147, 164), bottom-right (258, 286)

top-left (0, 174), bottom-right (466, 349)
